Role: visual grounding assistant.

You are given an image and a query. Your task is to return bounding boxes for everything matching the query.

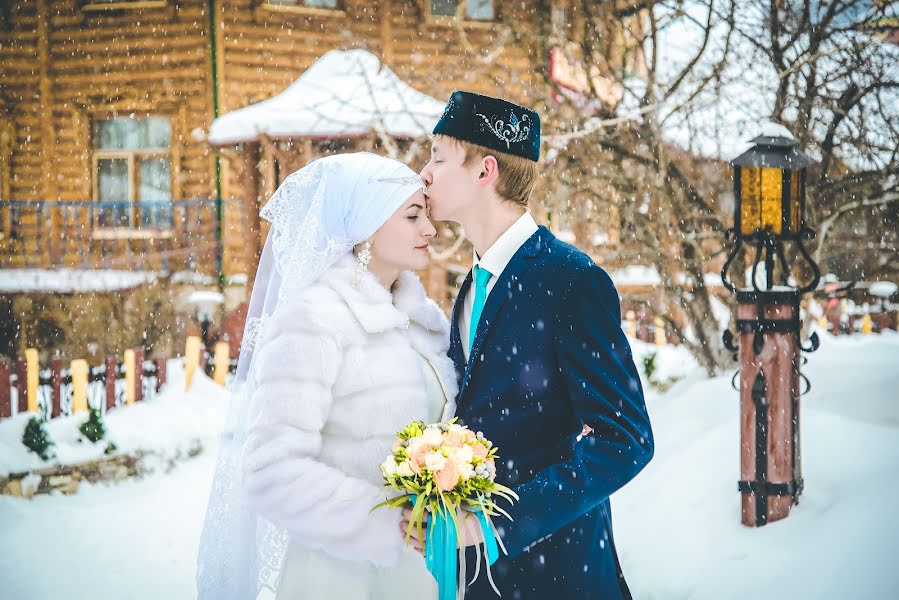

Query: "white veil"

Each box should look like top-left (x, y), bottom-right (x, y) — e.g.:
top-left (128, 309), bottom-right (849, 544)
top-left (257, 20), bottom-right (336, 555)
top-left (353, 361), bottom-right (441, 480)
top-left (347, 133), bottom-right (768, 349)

top-left (196, 152), bottom-right (424, 599)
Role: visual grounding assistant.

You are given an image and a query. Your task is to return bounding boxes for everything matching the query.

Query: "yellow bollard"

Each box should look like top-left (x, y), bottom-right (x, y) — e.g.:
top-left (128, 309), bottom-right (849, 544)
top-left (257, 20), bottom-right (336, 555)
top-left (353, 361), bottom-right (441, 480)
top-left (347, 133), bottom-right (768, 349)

top-left (624, 310), bottom-right (637, 338)
top-left (25, 348), bottom-right (39, 413)
top-left (71, 359), bottom-right (88, 414)
top-left (654, 317), bottom-right (667, 346)
top-left (184, 336), bottom-right (202, 391)
top-left (213, 341), bottom-right (230, 387)
top-left (124, 349), bottom-right (136, 405)
top-left (860, 313), bottom-right (873, 335)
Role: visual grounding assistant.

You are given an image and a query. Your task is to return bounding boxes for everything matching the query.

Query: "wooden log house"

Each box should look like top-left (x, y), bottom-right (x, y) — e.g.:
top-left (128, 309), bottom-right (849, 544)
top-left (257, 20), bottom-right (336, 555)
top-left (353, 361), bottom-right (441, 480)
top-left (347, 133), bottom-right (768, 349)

top-left (0, 0), bottom-right (562, 310)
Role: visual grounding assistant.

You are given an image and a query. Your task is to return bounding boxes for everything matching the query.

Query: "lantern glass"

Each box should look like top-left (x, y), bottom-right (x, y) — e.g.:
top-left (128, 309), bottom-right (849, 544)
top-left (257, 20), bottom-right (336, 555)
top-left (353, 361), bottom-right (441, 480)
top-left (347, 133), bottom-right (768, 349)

top-left (789, 170), bottom-right (806, 234)
top-left (740, 166), bottom-right (784, 235)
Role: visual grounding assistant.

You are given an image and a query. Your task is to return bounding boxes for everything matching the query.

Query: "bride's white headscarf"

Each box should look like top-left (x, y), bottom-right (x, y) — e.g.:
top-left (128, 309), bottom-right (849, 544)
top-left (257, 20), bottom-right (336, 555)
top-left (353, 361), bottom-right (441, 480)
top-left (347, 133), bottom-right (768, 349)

top-left (196, 152), bottom-right (424, 599)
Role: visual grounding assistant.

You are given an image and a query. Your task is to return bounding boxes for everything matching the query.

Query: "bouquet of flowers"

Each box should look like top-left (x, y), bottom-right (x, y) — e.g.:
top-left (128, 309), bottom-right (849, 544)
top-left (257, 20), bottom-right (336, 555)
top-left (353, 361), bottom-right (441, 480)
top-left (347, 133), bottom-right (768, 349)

top-left (373, 419), bottom-right (518, 599)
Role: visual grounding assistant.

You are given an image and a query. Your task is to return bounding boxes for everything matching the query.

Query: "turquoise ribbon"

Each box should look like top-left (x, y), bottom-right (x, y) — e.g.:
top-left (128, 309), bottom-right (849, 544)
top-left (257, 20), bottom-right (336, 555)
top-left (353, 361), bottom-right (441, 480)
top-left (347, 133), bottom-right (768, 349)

top-left (411, 496), bottom-right (499, 600)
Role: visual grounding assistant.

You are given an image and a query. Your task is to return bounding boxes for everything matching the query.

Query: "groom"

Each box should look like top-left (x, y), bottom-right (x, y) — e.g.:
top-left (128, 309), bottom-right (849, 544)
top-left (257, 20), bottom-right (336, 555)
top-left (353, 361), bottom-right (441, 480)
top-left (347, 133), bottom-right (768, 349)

top-left (410, 91), bottom-right (654, 599)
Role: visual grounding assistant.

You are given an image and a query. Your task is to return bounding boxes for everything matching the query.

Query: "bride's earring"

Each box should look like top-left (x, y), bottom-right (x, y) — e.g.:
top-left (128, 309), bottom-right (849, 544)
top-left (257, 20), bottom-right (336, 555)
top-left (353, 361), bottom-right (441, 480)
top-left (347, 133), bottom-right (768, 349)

top-left (353, 241), bottom-right (372, 288)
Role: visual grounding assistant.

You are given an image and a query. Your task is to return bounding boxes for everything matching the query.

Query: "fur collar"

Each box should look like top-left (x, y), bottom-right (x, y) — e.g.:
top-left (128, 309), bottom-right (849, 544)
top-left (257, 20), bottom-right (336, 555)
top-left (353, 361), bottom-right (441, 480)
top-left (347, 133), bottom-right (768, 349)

top-left (324, 253), bottom-right (448, 337)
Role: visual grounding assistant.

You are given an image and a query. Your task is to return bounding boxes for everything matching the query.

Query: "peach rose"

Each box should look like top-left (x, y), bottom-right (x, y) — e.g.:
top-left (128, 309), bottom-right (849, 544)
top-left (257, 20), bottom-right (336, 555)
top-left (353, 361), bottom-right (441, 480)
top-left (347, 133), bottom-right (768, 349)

top-left (485, 458), bottom-right (496, 480)
top-left (407, 439), bottom-right (430, 475)
top-left (445, 424), bottom-right (468, 447)
top-left (434, 460), bottom-right (460, 492)
top-left (471, 442), bottom-right (489, 461)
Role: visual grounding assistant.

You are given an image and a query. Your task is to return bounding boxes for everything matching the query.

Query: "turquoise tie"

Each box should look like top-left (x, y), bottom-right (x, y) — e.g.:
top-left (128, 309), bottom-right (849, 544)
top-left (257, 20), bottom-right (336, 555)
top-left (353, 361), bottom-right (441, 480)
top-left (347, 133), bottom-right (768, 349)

top-left (468, 265), bottom-right (493, 353)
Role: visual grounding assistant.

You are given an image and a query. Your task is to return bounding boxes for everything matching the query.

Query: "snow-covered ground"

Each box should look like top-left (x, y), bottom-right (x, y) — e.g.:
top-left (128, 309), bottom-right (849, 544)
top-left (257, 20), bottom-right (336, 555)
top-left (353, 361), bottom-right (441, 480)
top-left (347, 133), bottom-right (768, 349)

top-left (617, 331), bottom-right (899, 599)
top-left (1, 334), bottom-right (897, 599)
top-left (0, 359), bottom-right (228, 477)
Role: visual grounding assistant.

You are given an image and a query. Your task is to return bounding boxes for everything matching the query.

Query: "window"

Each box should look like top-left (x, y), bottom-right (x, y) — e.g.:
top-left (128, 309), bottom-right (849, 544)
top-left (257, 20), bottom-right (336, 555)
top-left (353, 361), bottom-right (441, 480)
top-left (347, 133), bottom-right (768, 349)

top-left (259, 0), bottom-right (342, 14)
top-left (430, 0), bottom-right (495, 21)
top-left (266, 0), bottom-right (337, 6)
top-left (82, 1), bottom-right (168, 11)
top-left (94, 117), bottom-right (172, 229)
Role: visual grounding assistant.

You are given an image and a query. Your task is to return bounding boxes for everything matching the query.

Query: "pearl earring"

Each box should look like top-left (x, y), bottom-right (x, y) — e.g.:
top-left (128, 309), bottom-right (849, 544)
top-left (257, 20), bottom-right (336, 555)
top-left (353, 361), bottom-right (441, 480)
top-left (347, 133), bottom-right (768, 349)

top-left (353, 241), bottom-right (372, 288)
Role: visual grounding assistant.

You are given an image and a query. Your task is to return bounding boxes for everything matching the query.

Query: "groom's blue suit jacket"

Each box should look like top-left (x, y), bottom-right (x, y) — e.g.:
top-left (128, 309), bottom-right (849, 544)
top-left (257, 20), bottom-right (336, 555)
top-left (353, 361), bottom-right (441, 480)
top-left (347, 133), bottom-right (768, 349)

top-left (451, 226), bottom-right (654, 600)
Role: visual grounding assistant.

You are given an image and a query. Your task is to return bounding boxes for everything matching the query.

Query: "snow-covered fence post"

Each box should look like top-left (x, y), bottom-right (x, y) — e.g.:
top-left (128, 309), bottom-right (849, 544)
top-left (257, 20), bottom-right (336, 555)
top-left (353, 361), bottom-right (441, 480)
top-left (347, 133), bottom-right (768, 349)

top-left (860, 313), bottom-right (873, 335)
top-left (155, 358), bottom-right (167, 391)
top-left (104, 356), bottom-right (117, 412)
top-left (184, 336), bottom-right (201, 391)
top-left (624, 310), bottom-right (637, 338)
top-left (213, 341), bottom-right (230, 387)
top-left (124, 349), bottom-right (136, 405)
top-left (133, 348), bottom-right (144, 403)
top-left (71, 359), bottom-right (88, 414)
top-left (0, 358), bottom-right (11, 419)
top-left (653, 317), bottom-right (666, 346)
top-left (25, 348), bottom-right (39, 413)
top-left (50, 356), bottom-right (62, 419)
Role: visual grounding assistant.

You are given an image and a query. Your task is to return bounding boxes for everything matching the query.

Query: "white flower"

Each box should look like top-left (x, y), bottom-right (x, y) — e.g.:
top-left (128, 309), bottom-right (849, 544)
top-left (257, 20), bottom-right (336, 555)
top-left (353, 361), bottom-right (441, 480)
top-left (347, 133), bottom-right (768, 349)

top-left (458, 462), bottom-right (475, 480)
top-left (421, 427), bottom-right (444, 447)
top-left (381, 457), bottom-right (397, 477)
top-left (407, 438), bottom-right (425, 457)
top-left (455, 445), bottom-right (474, 465)
top-left (396, 460), bottom-right (415, 478)
top-left (424, 451), bottom-right (447, 472)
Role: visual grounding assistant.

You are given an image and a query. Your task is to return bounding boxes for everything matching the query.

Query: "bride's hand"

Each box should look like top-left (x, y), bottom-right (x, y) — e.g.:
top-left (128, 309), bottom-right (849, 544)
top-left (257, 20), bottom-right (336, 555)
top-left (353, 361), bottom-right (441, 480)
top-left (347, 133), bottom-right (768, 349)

top-left (400, 508), bottom-right (485, 555)
top-left (400, 508), bottom-right (428, 554)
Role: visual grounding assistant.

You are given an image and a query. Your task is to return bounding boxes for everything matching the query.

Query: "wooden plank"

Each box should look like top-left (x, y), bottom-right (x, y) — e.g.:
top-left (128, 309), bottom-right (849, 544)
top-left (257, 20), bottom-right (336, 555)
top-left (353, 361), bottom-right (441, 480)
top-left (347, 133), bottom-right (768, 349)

top-left (50, 34), bottom-right (204, 56)
top-left (47, 48), bottom-right (207, 72)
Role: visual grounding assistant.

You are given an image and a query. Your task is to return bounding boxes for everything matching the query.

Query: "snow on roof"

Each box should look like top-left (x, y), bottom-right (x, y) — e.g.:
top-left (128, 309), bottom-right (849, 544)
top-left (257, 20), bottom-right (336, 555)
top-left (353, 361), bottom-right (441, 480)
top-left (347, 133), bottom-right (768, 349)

top-left (610, 264), bottom-right (723, 289)
top-left (0, 269), bottom-right (158, 294)
top-left (207, 49), bottom-right (445, 145)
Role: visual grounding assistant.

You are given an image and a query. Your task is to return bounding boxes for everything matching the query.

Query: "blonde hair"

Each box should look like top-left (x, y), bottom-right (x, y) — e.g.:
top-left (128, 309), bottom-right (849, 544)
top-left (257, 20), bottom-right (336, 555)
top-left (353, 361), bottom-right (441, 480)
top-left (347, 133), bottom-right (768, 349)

top-left (439, 135), bottom-right (539, 207)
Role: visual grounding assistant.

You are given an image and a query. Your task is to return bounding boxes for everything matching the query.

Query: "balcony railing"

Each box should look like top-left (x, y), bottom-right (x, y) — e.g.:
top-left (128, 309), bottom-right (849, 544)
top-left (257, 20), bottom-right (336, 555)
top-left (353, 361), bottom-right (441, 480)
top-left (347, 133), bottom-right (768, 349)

top-left (0, 199), bottom-right (243, 273)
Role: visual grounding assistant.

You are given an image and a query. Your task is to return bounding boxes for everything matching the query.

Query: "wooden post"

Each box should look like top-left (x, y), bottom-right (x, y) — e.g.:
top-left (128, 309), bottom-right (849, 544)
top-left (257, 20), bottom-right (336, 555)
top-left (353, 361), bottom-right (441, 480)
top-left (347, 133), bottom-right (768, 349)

top-left (736, 290), bottom-right (802, 527)
top-left (213, 341), bottom-right (230, 386)
top-left (104, 356), bottom-right (118, 412)
top-left (185, 336), bottom-right (202, 391)
top-left (25, 348), bottom-right (39, 413)
top-left (0, 359), bottom-right (11, 419)
top-left (133, 348), bottom-right (144, 403)
top-left (50, 356), bottom-right (62, 418)
top-left (155, 358), bottom-right (167, 392)
top-left (653, 317), bottom-right (666, 346)
top-left (16, 358), bottom-right (27, 414)
top-left (71, 359), bottom-right (88, 414)
top-left (624, 310), bottom-right (637, 338)
top-left (37, 0), bottom-right (59, 265)
top-left (860, 313), bottom-right (873, 335)
top-left (124, 349), bottom-right (136, 405)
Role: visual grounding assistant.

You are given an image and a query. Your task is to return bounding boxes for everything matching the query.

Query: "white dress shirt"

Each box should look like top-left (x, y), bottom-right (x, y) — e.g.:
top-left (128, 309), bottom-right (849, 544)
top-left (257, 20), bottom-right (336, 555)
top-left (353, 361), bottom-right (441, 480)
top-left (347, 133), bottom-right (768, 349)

top-left (460, 211), bottom-right (539, 361)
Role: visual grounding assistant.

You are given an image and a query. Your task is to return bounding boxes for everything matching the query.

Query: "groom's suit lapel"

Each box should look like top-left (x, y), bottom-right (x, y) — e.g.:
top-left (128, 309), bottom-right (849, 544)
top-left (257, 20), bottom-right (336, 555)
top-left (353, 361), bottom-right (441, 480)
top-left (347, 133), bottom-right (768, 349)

top-left (449, 270), bottom-right (472, 384)
top-left (456, 227), bottom-right (552, 404)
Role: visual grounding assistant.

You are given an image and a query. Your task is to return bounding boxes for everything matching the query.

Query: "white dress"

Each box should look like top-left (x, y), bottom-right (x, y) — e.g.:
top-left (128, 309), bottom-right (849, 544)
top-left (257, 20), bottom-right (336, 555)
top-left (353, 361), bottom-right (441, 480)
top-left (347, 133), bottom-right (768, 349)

top-left (274, 351), bottom-right (447, 600)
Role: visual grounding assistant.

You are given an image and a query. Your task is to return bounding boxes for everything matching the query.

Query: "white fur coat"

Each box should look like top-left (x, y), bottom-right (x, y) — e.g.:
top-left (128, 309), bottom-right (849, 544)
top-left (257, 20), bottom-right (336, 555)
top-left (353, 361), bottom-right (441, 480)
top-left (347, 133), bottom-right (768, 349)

top-left (241, 253), bottom-right (458, 568)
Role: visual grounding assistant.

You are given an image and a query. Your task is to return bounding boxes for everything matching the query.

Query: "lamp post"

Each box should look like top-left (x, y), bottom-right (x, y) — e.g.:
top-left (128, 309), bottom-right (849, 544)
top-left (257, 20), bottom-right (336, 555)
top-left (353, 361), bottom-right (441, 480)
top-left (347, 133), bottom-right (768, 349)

top-left (721, 132), bottom-right (821, 527)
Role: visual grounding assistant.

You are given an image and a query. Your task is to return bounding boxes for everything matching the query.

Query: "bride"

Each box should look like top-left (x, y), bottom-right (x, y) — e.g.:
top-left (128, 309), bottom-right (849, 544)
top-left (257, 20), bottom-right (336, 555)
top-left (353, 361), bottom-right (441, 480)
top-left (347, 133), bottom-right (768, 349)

top-left (197, 153), bottom-right (457, 600)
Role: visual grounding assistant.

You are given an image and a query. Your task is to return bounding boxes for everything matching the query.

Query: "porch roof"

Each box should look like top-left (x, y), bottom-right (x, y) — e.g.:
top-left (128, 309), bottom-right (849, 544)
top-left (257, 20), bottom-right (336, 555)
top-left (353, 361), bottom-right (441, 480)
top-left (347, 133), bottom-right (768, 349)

top-left (207, 49), bottom-right (445, 145)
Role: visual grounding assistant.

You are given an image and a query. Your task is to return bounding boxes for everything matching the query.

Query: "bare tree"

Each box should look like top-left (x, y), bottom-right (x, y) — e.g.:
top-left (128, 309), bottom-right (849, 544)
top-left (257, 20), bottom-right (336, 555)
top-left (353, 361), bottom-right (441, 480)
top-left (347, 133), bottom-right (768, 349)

top-left (506, 0), bottom-right (898, 376)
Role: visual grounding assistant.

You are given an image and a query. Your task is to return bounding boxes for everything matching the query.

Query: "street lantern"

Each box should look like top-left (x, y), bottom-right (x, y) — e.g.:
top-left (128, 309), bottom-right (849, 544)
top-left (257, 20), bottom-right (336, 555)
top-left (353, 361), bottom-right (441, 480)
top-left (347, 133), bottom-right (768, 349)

top-left (723, 134), bottom-right (820, 293)
top-left (721, 131), bottom-right (822, 528)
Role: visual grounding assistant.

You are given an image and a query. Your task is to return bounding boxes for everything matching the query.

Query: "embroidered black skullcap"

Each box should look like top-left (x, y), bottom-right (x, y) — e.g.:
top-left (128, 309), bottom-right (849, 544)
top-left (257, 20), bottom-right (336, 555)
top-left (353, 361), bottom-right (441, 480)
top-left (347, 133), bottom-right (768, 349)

top-left (433, 91), bottom-right (541, 162)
